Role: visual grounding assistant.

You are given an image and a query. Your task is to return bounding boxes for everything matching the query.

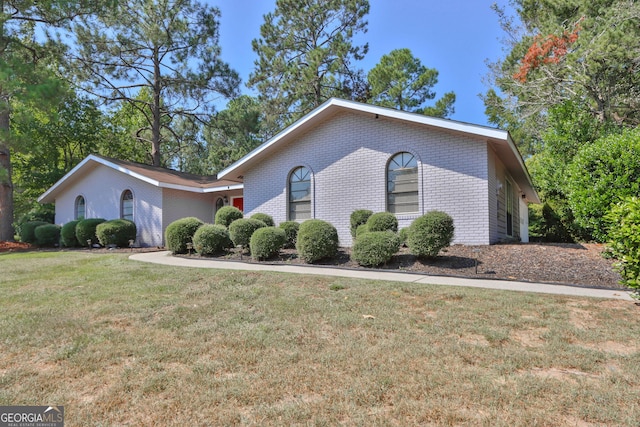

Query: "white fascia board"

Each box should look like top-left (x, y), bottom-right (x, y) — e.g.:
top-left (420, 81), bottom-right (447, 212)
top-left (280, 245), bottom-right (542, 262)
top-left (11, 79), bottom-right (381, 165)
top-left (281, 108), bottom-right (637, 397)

top-left (202, 183), bottom-right (244, 193)
top-left (157, 182), bottom-right (244, 193)
top-left (217, 98), bottom-right (509, 179)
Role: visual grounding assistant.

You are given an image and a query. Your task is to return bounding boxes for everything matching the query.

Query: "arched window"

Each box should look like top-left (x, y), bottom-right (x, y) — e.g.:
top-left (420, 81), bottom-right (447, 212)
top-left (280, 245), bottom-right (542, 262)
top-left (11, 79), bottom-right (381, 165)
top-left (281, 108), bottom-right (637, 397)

top-left (74, 196), bottom-right (85, 220)
top-left (215, 197), bottom-right (224, 213)
top-left (121, 190), bottom-right (134, 221)
top-left (289, 166), bottom-right (311, 220)
top-left (387, 152), bottom-right (418, 214)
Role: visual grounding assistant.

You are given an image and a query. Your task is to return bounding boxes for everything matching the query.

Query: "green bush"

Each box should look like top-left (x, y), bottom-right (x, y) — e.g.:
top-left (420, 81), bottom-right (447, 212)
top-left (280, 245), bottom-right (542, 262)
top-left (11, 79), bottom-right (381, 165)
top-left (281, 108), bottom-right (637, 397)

top-left (528, 203), bottom-right (574, 243)
top-left (250, 227), bottom-right (286, 260)
top-left (96, 219), bottom-right (137, 247)
top-left (60, 220), bottom-right (81, 247)
top-left (352, 231), bottom-right (401, 267)
top-left (355, 223), bottom-right (369, 238)
top-left (407, 211), bottom-right (454, 258)
top-left (366, 212), bottom-right (398, 233)
top-left (606, 197), bottom-right (640, 296)
top-left (398, 228), bottom-right (409, 246)
top-left (229, 218), bottom-right (267, 249)
top-left (34, 224), bottom-right (61, 247)
top-left (19, 221), bottom-right (48, 243)
top-left (193, 224), bottom-right (233, 256)
top-left (566, 128), bottom-right (640, 242)
top-left (165, 217), bottom-right (204, 254)
top-left (75, 218), bottom-right (106, 247)
top-left (215, 206), bottom-right (243, 228)
top-left (350, 209), bottom-right (373, 237)
top-left (296, 219), bottom-right (339, 263)
top-left (251, 213), bottom-right (275, 227)
top-left (279, 221), bottom-right (300, 248)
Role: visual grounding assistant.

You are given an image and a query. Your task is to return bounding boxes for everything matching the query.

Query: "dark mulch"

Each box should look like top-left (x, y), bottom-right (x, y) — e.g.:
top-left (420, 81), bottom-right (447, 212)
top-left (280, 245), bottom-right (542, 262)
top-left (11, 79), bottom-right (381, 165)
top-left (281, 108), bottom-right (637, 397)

top-left (209, 242), bottom-right (625, 290)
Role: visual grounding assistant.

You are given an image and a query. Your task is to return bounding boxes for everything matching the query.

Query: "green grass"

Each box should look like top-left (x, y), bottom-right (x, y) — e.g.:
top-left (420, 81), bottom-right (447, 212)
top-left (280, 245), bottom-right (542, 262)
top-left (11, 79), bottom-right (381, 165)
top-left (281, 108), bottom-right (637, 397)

top-left (1, 251), bottom-right (639, 425)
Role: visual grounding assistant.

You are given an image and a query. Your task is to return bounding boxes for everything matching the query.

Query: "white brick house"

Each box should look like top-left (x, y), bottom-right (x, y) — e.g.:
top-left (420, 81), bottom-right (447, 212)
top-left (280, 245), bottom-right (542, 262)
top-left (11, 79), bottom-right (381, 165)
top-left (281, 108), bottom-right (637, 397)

top-left (38, 155), bottom-right (243, 246)
top-left (217, 98), bottom-right (539, 246)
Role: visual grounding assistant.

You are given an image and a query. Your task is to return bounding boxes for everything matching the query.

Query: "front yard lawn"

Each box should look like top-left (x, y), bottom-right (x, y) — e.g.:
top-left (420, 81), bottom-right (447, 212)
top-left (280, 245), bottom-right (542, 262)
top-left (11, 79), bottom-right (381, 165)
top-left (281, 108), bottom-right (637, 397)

top-left (1, 251), bottom-right (639, 425)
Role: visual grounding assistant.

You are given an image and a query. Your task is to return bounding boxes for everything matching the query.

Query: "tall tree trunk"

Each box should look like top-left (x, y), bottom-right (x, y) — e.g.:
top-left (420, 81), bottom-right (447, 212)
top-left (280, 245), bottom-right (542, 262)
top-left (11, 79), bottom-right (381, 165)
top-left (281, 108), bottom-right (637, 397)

top-left (151, 48), bottom-right (161, 166)
top-left (0, 107), bottom-right (14, 241)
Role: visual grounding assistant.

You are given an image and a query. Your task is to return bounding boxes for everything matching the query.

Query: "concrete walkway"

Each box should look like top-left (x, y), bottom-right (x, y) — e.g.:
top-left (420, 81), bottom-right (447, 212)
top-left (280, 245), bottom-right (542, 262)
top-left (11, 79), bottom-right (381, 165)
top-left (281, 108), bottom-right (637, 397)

top-left (130, 251), bottom-right (633, 301)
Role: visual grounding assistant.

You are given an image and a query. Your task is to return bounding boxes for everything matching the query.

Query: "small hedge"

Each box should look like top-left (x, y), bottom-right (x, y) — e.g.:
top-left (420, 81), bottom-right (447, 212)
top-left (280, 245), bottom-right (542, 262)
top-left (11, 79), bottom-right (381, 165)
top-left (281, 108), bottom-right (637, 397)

top-left (34, 224), bottom-right (61, 247)
top-left (96, 219), bottom-right (137, 247)
top-left (165, 217), bottom-right (204, 254)
top-left (355, 223), bottom-right (369, 238)
top-left (19, 221), bottom-right (49, 244)
top-left (279, 221), bottom-right (300, 248)
top-left (251, 213), bottom-right (275, 227)
top-left (350, 209), bottom-right (373, 237)
top-left (229, 218), bottom-right (267, 249)
top-left (407, 211), bottom-right (454, 258)
top-left (352, 231), bottom-right (401, 267)
top-left (193, 224), bottom-right (233, 256)
top-left (215, 206), bottom-right (243, 228)
top-left (296, 219), bottom-right (339, 263)
top-left (250, 227), bottom-right (286, 260)
top-left (60, 220), bottom-right (81, 247)
top-left (76, 218), bottom-right (106, 247)
top-left (366, 212), bottom-right (398, 233)
top-left (606, 197), bottom-right (640, 294)
top-left (398, 228), bottom-right (409, 246)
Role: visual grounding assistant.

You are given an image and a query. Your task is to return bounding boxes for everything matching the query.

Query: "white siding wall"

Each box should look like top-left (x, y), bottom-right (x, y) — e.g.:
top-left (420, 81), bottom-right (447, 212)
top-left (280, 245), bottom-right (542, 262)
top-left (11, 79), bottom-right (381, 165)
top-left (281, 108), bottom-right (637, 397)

top-left (161, 187), bottom-right (243, 233)
top-left (53, 166), bottom-right (164, 246)
top-left (244, 111), bottom-right (491, 246)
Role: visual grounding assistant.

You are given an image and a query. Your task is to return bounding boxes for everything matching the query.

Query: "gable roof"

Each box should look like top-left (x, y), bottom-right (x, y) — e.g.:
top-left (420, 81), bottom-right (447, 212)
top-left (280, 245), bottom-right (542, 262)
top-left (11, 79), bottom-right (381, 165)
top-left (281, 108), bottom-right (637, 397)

top-left (38, 154), bottom-right (243, 203)
top-left (218, 98), bottom-right (540, 203)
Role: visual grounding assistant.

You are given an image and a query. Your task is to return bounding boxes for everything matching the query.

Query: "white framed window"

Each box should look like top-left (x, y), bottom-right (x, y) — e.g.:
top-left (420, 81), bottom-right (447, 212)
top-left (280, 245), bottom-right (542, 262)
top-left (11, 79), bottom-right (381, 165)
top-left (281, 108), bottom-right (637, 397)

top-left (387, 152), bottom-right (418, 214)
top-left (289, 166), bottom-right (311, 221)
top-left (74, 195), bottom-right (85, 220)
top-left (121, 190), bottom-right (134, 221)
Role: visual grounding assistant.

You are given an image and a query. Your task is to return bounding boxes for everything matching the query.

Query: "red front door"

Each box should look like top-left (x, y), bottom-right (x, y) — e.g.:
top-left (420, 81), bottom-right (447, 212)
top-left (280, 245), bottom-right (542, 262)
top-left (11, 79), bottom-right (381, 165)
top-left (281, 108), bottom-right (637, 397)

top-left (232, 197), bottom-right (244, 212)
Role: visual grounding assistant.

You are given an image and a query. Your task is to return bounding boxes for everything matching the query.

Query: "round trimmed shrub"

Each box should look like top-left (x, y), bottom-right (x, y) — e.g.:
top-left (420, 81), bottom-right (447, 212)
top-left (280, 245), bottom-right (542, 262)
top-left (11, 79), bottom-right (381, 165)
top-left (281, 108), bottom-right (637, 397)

top-left (398, 228), bottom-right (409, 246)
top-left (279, 221), bottom-right (300, 248)
top-left (165, 217), bottom-right (204, 254)
top-left (250, 227), bottom-right (286, 260)
top-left (19, 221), bottom-right (48, 243)
top-left (355, 223), bottom-right (369, 238)
top-left (193, 224), bottom-right (233, 256)
top-left (408, 211), bottom-right (454, 258)
top-left (352, 231), bottom-right (401, 267)
top-left (96, 219), bottom-right (137, 247)
top-left (76, 218), bottom-right (106, 247)
top-left (215, 206), bottom-right (243, 228)
top-left (34, 224), bottom-right (61, 247)
top-left (60, 220), bottom-right (81, 247)
top-left (229, 218), bottom-right (267, 249)
top-left (350, 209), bottom-right (373, 237)
top-left (366, 212), bottom-right (398, 233)
top-left (296, 219), bottom-right (339, 263)
top-left (251, 213), bottom-right (275, 227)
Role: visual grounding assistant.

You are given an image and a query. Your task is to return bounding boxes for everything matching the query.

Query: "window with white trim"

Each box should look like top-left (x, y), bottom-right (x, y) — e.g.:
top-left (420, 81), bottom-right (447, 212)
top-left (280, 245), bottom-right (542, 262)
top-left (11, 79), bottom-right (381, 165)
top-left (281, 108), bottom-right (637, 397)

top-left (387, 152), bottom-right (418, 214)
top-left (121, 190), bottom-right (134, 221)
top-left (289, 166), bottom-right (311, 220)
top-left (75, 196), bottom-right (85, 220)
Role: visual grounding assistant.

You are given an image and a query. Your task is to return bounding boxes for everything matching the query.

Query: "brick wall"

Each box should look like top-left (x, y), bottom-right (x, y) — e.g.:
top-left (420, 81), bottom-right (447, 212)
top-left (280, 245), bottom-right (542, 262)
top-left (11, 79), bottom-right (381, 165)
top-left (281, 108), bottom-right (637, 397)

top-left (244, 110), bottom-right (493, 246)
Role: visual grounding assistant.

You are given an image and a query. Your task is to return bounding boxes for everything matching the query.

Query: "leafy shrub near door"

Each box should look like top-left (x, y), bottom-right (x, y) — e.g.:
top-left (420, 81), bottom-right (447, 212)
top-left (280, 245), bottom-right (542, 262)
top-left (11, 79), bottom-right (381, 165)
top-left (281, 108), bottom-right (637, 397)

top-left (278, 221), bottom-right (300, 248)
top-left (76, 218), bottom-right (107, 247)
top-left (96, 219), bottom-right (137, 247)
top-left (407, 211), bottom-right (454, 258)
top-left (352, 231), bottom-right (401, 267)
top-left (193, 224), bottom-right (233, 256)
top-left (165, 217), bottom-right (204, 254)
top-left (296, 219), bottom-right (339, 263)
top-left (251, 213), bottom-right (275, 227)
top-left (215, 206), bottom-right (243, 228)
top-left (250, 227), bottom-right (286, 260)
top-left (229, 218), bottom-right (267, 250)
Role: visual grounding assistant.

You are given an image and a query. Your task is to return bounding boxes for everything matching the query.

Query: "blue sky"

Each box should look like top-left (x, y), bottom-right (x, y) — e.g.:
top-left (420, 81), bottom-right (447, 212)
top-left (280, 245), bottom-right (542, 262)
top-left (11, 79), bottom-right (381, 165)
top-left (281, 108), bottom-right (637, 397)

top-left (212, 0), bottom-right (513, 127)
